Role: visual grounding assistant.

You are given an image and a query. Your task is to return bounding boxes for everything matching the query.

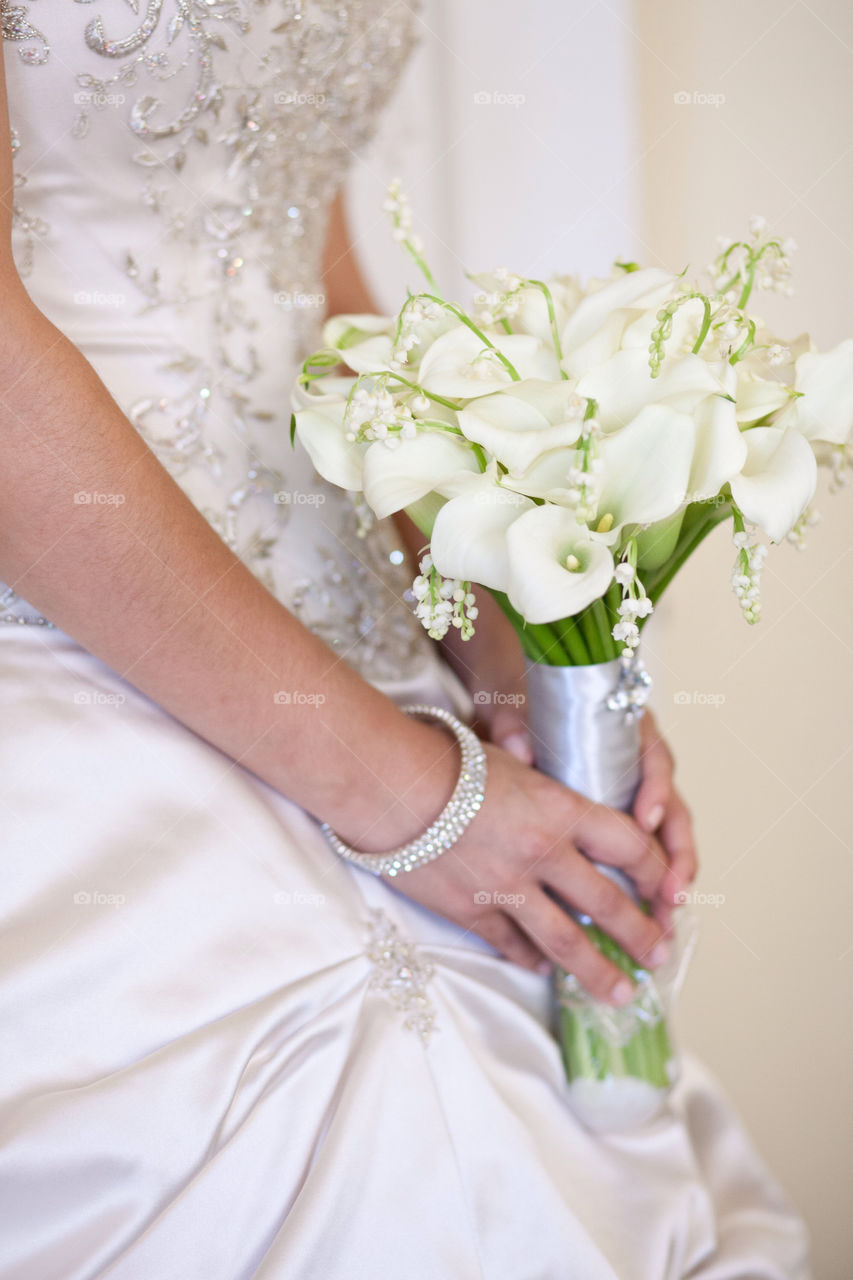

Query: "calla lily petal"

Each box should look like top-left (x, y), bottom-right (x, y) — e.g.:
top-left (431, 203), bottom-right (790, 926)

top-left (417, 326), bottom-right (561, 398)
top-left (735, 372), bottom-right (792, 424)
top-left (323, 314), bottom-right (397, 375)
top-left (294, 400), bottom-right (366, 491)
top-left (362, 431), bottom-right (481, 519)
top-left (776, 339), bottom-right (853, 445)
top-left (560, 268), bottom-right (674, 360)
top-left (457, 387), bottom-right (582, 476)
top-left (501, 378), bottom-right (582, 423)
top-left (505, 506), bottom-right (614, 624)
top-left (690, 380), bottom-right (748, 500)
top-left (291, 375), bottom-right (356, 407)
top-left (430, 481), bottom-right (534, 590)
top-left (730, 426), bottom-right (817, 542)
top-left (578, 350), bottom-right (725, 431)
top-left (561, 309), bottom-right (634, 379)
top-left (499, 449), bottom-right (576, 504)
top-left (513, 278), bottom-right (583, 342)
top-left (596, 403), bottom-right (695, 528)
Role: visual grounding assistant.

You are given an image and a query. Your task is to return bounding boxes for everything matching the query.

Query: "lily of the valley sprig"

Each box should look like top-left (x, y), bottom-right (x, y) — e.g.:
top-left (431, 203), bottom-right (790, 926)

top-left (292, 182), bottom-right (853, 666)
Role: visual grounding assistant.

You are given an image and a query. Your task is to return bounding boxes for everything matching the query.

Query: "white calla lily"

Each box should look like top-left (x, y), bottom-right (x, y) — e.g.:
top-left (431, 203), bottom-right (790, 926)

top-left (577, 349), bottom-right (726, 431)
top-left (560, 308), bottom-right (639, 380)
top-left (775, 339), bottom-right (853, 445)
top-left (505, 506), bottom-right (614, 624)
top-left (457, 380), bottom-right (582, 476)
top-left (730, 426), bottom-right (818, 542)
top-left (291, 374), bottom-right (357, 406)
top-left (596, 404), bottom-right (696, 529)
top-left (502, 404), bottom-right (695, 539)
top-left (734, 370), bottom-right (792, 424)
top-left (689, 364), bottom-right (748, 499)
top-left (323, 314), bottom-right (397, 375)
top-left (417, 326), bottom-right (561, 398)
top-left (559, 268), bottom-right (675, 365)
top-left (294, 397), bottom-right (365, 491)
top-left (429, 478), bottom-right (534, 590)
top-left (362, 431), bottom-right (481, 519)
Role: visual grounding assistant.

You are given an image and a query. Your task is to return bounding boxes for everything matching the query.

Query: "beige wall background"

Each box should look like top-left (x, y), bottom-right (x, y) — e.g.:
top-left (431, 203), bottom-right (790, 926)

top-left (634, 5), bottom-right (853, 1276)
top-left (350, 2), bottom-right (853, 1273)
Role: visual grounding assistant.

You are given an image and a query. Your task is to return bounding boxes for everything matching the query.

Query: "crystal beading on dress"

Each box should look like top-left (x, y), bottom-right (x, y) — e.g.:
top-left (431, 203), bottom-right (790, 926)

top-left (0, 0), bottom-right (431, 685)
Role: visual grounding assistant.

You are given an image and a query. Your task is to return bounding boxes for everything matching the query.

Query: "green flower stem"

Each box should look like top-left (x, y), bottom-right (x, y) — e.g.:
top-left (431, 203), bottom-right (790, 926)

top-left (405, 294), bottom-right (521, 382)
top-left (526, 280), bottom-right (568, 377)
top-left (736, 257), bottom-right (758, 310)
top-left (560, 924), bottom-right (671, 1088)
top-left (591, 598), bottom-right (618, 661)
top-left (528, 621), bottom-right (571, 665)
top-left (691, 296), bottom-right (714, 355)
top-left (644, 502), bottom-right (732, 606)
top-left (486, 590), bottom-right (550, 663)
top-left (404, 244), bottom-right (441, 296)
top-left (729, 318), bottom-right (757, 366)
top-left (554, 616), bottom-right (591, 666)
top-left (578, 607), bottom-right (606, 662)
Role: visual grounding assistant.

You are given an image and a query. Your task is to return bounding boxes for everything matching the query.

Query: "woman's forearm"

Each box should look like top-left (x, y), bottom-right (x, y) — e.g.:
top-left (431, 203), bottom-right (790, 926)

top-left (0, 291), bottom-right (458, 849)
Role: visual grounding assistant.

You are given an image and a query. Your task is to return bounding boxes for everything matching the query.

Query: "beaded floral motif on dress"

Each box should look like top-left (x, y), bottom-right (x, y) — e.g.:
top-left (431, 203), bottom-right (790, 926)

top-left (365, 909), bottom-right (437, 1045)
top-left (290, 496), bottom-right (427, 685)
top-left (1, 2), bottom-right (431, 683)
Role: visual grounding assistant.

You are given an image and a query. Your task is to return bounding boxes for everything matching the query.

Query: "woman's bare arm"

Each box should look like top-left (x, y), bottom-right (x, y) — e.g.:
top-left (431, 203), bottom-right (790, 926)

top-left (0, 74), bottom-right (457, 850)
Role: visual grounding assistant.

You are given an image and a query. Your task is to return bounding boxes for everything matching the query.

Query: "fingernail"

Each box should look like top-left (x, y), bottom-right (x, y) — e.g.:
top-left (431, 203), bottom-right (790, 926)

top-left (644, 804), bottom-right (665, 832)
top-left (503, 732), bottom-right (533, 762)
top-left (610, 979), bottom-right (634, 1006)
top-left (649, 940), bottom-right (670, 968)
top-left (536, 960), bottom-right (553, 976)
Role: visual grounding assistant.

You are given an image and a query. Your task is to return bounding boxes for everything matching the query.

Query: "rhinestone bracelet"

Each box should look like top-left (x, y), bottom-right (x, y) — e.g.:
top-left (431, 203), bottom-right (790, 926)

top-left (319, 704), bottom-right (487, 877)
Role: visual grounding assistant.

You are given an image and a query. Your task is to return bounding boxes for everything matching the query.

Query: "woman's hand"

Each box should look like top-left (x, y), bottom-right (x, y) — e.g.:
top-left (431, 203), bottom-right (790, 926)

top-left (438, 590), bottom-right (698, 931)
top-left (633, 710), bottom-right (698, 929)
top-left (437, 587), bottom-right (535, 763)
top-left (387, 741), bottom-right (673, 1003)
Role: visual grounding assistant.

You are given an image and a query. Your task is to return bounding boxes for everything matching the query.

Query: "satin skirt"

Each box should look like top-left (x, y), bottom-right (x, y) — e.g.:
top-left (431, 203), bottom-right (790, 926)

top-left (0, 624), bottom-right (810, 1279)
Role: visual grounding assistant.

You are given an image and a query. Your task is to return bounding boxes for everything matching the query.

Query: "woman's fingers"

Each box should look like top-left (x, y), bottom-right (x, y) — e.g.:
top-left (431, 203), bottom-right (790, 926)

top-left (472, 910), bottom-right (549, 973)
top-left (485, 701), bottom-right (535, 765)
top-left (566, 797), bottom-right (669, 902)
top-left (540, 853), bottom-right (669, 970)
top-left (634, 711), bottom-right (673, 834)
top-left (659, 793), bottom-right (697, 902)
top-left (515, 887), bottom-right (636, 1004)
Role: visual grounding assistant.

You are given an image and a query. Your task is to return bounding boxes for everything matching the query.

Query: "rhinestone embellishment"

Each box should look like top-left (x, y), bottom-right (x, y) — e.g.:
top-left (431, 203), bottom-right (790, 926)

top-left (0, 1), bottom-right (434, 686)
top-left (365, 910), bottom-right (437, 1044)
top-left (606, 652), bottom-right (654, 722)
top-left (320, 705), bottom-right (487, 878)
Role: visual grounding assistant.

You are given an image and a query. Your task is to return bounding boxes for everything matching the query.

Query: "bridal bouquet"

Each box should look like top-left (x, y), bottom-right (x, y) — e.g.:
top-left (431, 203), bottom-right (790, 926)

top-left (292, 183), bottom-right (853, 1131)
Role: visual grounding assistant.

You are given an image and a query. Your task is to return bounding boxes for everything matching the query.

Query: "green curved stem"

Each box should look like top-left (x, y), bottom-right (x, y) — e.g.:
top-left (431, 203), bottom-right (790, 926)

top-left (526, 279), bottom-right (568, 377)
top-left (400, 294), bottom-right (521, 381)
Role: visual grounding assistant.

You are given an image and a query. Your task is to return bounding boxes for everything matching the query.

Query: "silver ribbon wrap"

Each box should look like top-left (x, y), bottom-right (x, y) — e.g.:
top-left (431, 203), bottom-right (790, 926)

top-left (526, 653), bottom-right (654, 917)
top-left (525, 656), bottom-right (652, 813)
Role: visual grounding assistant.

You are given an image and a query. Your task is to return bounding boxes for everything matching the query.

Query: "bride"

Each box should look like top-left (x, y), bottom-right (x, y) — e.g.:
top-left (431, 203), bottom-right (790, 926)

top-left (0, 2), bottom-right (810, 1277)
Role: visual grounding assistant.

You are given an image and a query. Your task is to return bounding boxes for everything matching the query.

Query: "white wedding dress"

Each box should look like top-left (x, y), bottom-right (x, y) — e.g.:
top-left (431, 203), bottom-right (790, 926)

top-left (0, 3), bottom-right (811, 1277)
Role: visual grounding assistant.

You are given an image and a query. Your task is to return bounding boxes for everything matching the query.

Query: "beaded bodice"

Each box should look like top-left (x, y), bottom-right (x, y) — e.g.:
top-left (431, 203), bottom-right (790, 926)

top-left (1, 0), bottom-right (432, 684)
